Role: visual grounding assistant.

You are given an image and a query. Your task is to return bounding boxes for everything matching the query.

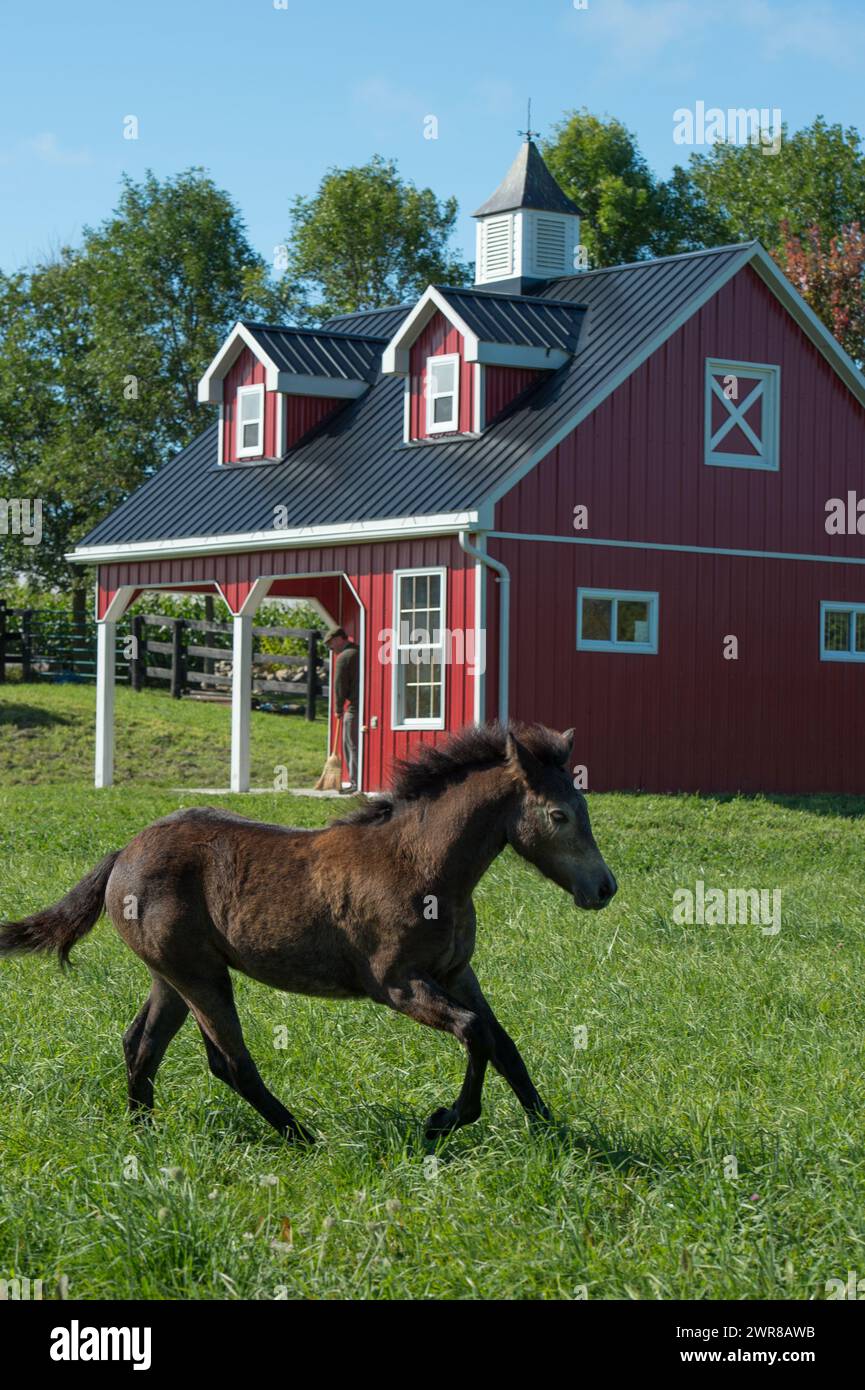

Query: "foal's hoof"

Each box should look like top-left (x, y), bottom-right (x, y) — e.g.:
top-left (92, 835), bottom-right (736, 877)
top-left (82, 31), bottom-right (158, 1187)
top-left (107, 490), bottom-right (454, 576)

top-left (287, 1121), bottom-right (317, 1145)
top-left (424, 1106), bottom-right (460, 1140)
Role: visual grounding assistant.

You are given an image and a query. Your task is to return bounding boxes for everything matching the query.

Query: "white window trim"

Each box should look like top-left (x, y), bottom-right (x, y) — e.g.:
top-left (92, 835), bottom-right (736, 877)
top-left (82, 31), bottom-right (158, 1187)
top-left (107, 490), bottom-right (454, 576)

top-left (704, 358), bottom-right (780, 471)
top-left (577, 587), bottom-right (659, 654)
top-left (820, 600), bottom-right (865, 663)
top-left (425, 353), bottom-right (460, 435)
top-left (391, 566), bottom-right (447, 730)
top-left (236, 382), bottom-right (265, 459)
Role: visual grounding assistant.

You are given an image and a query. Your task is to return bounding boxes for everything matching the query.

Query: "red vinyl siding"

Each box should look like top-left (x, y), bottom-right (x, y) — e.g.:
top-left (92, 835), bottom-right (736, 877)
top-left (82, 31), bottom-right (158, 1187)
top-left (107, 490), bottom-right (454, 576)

top-left (408, 312), bottom-right (475, 438)
top-left (284, 395), bottom-right (342, 449)
top-left (482, 536), bottom-right (865, 793)
top-left (484, 365), bottom-right (542, 424)
top-left (496, 265), bottom-right (865, 559)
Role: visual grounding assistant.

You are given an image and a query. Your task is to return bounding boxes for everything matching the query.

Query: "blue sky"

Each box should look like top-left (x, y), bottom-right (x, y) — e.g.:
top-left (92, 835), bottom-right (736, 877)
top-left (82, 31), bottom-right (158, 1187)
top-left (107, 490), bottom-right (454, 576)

top-left (2, 0), bottom-right (865, 273)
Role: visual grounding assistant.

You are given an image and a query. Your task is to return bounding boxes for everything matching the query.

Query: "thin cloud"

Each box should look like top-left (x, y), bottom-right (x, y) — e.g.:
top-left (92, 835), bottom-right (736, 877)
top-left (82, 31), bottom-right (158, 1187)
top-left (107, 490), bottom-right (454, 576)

top-left (22, 132), bottom-right (92, 167)
top-left (565, 0), bottom-right (864, 70)
top-left (352, 77), bottom-right (425, 118)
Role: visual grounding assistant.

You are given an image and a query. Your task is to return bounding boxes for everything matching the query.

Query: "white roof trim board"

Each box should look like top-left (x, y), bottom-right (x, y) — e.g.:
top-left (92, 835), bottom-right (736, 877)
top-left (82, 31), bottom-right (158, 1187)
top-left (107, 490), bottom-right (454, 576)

top-left (380, 285), bottom-right (573, 374)
top-left (197, 322), bottom-right (282, 403)
top-left (381, 287), bottom-right (480, 373)
top-left (197, 320), bottom-right (384, 404)
top-left (67, 511), bottom-right (481, 565)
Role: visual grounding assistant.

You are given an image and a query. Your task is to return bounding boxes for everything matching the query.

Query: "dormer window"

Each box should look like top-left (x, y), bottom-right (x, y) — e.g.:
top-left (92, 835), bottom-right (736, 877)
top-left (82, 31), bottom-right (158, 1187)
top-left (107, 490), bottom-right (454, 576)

top-left (237, 384), bottom-right (264, 457)
top-left (426, 354), bottom-right (460, 434)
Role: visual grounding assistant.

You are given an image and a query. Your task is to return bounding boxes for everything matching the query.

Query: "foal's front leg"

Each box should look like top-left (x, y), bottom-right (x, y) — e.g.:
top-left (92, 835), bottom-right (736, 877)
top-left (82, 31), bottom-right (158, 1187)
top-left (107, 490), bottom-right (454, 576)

top-left (456, 966), bottom-right (552, 1126)
top-left (380, 968), bottom-right (550, 1138)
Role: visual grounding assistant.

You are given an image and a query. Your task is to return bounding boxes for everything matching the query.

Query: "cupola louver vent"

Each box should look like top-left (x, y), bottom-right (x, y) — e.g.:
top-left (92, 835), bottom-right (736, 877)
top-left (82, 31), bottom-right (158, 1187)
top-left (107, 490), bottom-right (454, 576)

top-left (535, 217), bottom-right (567, 272)
top-left (482, 216), bottom-right (514, 278)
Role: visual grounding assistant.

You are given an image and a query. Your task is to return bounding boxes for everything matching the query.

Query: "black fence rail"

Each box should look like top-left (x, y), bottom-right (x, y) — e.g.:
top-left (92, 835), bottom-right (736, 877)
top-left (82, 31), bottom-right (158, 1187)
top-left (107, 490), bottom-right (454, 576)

top-left (0, 602), bottom-right (126, 683)
top-left (0, 602), bottom-right (328, 719)
top-left (134, 614), bottom-right (327, 718)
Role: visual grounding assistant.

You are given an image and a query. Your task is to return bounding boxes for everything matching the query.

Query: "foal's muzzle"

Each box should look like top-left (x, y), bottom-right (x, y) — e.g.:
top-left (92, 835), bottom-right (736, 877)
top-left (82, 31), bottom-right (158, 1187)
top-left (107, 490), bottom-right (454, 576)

top-left (573, 870), bottom-right (617, 911)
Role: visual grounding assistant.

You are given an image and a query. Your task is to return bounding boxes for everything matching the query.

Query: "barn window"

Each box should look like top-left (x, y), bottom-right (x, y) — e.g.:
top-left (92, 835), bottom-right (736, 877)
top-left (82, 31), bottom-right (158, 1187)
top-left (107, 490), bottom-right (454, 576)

top-left (577, 588), bottom-right (659, 654)
top-left (705, 359), bottom-right (780, 470)
top-left (426, 355), bottom-right (460, 434)
top-left (820, 601), bottom-right (865, 662)
top-left (236, 383), bottom-right (265, 457)
top-left (392, 567), bottom-right (446, 728)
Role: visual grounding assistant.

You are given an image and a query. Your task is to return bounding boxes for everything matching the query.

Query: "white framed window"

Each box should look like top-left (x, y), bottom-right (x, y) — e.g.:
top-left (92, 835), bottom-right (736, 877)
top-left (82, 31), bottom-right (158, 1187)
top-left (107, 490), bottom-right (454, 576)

top-left (820, 601), bottom-right (865, 662)
top-left (425, 354), bottom-right (460, 434)
top-left (236, 383), bottom-right (265, 457)
top-left (705, 359), bottom-right (780, 471)
top-left (392, 567), bottom-right (446, 729)
top-left (577, 588), bottom-right (659, 654)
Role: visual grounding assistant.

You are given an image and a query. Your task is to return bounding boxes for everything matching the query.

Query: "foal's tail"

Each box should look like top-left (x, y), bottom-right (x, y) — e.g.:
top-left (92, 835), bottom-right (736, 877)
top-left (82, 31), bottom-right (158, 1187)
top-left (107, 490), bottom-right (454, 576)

top-left (0, 851), bottom-right (120, 968)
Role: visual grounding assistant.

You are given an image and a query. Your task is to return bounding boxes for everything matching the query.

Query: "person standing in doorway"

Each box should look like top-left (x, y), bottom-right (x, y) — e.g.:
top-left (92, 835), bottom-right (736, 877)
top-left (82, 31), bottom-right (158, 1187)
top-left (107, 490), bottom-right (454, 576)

top-left (325, 627), bottom-right (359, 792)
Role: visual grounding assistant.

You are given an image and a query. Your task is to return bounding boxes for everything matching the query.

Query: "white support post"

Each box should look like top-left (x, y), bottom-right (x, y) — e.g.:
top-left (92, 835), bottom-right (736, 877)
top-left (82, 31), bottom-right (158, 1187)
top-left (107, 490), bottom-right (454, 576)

top-left (231, 613), bottom-right (253, 792)
top-left (95, 621), bottom-right (116, 788)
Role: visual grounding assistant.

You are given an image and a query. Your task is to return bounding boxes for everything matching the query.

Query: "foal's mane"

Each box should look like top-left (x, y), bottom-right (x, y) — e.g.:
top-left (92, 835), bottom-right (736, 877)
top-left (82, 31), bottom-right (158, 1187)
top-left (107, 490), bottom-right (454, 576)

top-left (332, 722), bottom-right (569, 826)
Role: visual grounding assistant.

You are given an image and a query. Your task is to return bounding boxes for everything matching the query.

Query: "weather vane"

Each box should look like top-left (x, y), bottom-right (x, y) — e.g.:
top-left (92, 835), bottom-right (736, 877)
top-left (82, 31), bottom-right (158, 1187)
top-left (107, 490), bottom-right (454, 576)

top-left (517, 98), bottom-right (541, 143)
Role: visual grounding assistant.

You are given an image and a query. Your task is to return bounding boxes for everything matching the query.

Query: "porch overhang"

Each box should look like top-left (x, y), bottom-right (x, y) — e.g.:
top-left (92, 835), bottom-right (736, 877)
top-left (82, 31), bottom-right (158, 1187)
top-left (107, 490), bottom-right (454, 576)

top-left (66, 510), bottom-right (483, 567)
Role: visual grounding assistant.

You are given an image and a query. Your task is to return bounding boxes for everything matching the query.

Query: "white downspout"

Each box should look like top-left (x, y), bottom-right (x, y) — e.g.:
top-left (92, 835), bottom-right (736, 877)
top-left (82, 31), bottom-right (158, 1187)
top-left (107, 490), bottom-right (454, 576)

top-left (458, 530), bottom-right (510, 726)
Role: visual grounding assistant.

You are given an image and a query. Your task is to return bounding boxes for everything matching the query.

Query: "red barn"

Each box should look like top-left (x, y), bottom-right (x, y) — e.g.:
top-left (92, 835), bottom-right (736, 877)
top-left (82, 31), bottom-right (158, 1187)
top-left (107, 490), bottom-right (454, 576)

top-left (72, 139), bottom-right (865, 795)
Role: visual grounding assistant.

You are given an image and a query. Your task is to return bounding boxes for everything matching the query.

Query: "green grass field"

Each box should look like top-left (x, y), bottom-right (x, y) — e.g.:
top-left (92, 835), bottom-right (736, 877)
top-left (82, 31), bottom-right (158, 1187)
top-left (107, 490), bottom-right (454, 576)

top-left (1, 682), bottom-right (864, 1300)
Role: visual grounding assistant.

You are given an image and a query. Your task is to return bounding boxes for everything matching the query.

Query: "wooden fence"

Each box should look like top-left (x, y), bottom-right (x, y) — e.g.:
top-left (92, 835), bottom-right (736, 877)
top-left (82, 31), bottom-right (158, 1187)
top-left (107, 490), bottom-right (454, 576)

top-left (0, 602), bottom-right (327, 719)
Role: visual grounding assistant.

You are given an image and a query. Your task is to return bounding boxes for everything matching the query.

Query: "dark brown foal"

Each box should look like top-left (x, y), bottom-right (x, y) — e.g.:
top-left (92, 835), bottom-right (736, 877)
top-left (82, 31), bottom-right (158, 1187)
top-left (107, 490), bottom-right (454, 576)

top-left (1, 722), bottom-right (616, 1143)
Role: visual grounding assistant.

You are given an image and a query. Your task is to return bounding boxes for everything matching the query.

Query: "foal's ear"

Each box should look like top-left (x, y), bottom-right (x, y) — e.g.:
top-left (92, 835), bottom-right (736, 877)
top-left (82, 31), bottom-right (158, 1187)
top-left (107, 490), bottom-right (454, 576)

top-left (505, 732), bottom-right (544, 782)
top-left (560, 728), bottom-right (575, 764)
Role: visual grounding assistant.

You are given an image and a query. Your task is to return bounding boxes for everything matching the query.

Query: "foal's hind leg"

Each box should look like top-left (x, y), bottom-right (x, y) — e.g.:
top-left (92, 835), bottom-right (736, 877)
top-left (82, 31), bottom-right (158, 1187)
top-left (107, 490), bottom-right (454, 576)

top-left (123, 974), bottom-right (189, 1118)
top-left (174, 968), bottom-right (314, 1144)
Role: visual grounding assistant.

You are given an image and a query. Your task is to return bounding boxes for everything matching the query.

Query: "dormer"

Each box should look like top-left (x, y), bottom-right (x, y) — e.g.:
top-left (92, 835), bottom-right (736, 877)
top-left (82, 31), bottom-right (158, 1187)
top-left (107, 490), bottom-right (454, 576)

top-left (197, 321), bottom-right (385, 464)
top-left (381, 285), bottom-right (585, 441)
top-left (473, 138), bottom-right (583, 293)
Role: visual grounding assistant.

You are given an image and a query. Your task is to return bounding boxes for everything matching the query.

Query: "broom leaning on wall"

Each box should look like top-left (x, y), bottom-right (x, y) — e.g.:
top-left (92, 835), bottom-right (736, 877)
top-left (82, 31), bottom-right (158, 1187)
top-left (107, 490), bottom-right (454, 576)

top-left (314, 716), bottom-right (343, 791)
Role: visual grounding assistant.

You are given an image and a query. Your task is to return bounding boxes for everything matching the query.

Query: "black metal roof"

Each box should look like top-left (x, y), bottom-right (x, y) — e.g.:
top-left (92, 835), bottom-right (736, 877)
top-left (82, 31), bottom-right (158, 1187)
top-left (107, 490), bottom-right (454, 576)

top-left (324, 304), bottom-right (414, 338)
top-left (473, 139), bottom-right (582, 218)
top-left (241, 322), bottom-right (386, 382)
top-left (77, 244), bottom-right (754, 550)
top-left (433, 286), bottom-right (585, 352)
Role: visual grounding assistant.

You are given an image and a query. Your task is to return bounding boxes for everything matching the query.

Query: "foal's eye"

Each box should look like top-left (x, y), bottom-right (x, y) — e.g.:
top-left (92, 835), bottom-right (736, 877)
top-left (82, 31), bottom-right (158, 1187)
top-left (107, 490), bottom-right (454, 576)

top-left (550, 809), bottom-right (568, 824)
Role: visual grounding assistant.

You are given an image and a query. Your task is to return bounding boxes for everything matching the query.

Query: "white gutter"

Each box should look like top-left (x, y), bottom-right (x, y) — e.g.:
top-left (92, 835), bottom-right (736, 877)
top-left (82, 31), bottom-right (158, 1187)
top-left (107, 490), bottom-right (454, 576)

top-left (459, 530), bottom-right (510, 725)
top-left (67, 511), bottom-right (479, 566)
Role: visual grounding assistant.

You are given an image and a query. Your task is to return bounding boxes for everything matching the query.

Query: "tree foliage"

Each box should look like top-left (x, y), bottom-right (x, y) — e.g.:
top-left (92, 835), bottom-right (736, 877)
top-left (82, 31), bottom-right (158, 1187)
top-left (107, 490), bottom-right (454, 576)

top-left (279, 155), bottom-right (471, 321)
top-left (672, 117), bottom-right (865, 255)
top-left (0, 170), bottom-right (274, 594)
top-left (777, 221), bottom-right (865, 363)
top-left (542, 110), bottom-right (671, 267)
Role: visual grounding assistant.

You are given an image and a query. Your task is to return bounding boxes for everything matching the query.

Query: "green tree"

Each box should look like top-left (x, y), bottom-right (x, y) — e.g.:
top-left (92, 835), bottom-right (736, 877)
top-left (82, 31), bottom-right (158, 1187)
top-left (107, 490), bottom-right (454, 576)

top-left (279, 155), bottom-right (471, 320)
top-left (670, 117), bottom-right (865, 255)
top-left (0, 170), bottom-right (275, 603)
top-left (542, 109), bottom-right (669, 267)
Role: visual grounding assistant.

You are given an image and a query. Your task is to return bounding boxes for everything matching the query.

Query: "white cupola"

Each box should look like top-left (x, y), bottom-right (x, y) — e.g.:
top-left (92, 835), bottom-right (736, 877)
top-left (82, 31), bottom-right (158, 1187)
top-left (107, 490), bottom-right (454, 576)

top-left (473, 138), bottom-right (583, 293)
